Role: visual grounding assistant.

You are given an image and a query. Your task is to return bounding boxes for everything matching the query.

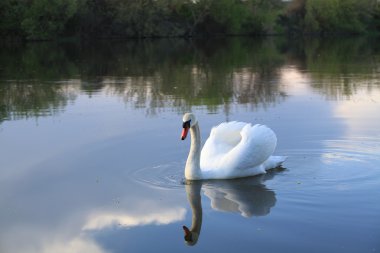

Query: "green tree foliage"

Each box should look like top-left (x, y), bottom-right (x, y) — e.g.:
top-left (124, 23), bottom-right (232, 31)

top-left (282, 0), bottom-right (379, 35)
top-left (21, 0), bottom-right (78, 40)
top-left (305, 0), bottom-right (373, 34)
top-left (0, 0), bottom-right (26, 37)
top-left (110, 0), bottom-right (182, 37)
top-left (1, 0), bottom-right (380, 40)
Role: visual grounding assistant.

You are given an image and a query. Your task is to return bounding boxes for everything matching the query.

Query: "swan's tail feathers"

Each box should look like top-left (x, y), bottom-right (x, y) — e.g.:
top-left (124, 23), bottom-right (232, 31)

top-left (263, 156), bottom-right (287, 171)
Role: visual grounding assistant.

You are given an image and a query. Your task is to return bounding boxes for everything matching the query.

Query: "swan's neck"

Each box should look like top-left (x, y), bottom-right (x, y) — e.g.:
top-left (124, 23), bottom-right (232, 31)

top-left (185, 123), bottom-right (202, 180)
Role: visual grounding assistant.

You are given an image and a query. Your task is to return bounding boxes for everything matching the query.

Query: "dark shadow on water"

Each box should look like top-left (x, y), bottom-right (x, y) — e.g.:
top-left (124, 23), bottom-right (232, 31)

top-left (182, 168), bottom-right (284, 246)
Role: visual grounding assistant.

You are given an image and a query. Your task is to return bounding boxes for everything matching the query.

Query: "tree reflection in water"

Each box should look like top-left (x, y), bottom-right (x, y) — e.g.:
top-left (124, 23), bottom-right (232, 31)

top-left (1, 37), bottom-right (379, 123)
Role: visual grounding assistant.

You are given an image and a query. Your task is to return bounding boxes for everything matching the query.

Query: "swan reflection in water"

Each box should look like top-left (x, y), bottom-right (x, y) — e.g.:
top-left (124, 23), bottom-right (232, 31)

top-left (182, 169), bottom-right (283, 246)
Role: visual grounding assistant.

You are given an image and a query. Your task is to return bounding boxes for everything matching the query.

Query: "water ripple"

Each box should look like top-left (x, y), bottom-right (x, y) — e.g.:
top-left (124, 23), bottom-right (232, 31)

top-left (322, 137), bottom-right (380, 164)
top-left (282, 137), bottom-right (380, 189)
top-left (131, 137), bottom-right (380, 190)
top-left (131, 162), bottom-right (186, 190)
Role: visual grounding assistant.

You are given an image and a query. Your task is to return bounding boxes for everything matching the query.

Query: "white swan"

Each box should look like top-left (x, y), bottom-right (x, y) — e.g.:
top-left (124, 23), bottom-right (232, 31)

top-left (181, 113), bottom-right (286, 180)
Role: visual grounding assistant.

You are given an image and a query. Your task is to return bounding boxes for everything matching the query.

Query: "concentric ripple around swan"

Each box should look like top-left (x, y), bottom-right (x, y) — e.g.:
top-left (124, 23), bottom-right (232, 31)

top-left (131, 162), bottom-right (186, 189)
top-left (131, 137), bottom-right (380, 190)
top-left (282, 136), bottom-right (380, 189)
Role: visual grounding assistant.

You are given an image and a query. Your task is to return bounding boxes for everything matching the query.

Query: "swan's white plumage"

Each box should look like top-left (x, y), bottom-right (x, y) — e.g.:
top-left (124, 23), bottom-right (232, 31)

top-left (182, 113), bottom-right (286, 180)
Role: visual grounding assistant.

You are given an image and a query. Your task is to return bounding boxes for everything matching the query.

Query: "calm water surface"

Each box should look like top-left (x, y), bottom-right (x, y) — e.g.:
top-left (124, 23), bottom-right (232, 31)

top-left (0, 38), bottom-right (379, 253)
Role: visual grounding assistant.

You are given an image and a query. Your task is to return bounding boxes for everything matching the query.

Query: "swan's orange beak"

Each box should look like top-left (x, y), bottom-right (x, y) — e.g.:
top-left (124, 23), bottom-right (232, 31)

top-left (181, 120), bottom-right (191, 140)
top-left (181, 127), bottom-right (189, 140)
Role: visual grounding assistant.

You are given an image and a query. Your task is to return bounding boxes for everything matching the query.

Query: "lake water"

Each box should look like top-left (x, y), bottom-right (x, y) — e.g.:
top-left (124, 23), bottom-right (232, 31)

top-left (0, 37), bottom-right (379, 253)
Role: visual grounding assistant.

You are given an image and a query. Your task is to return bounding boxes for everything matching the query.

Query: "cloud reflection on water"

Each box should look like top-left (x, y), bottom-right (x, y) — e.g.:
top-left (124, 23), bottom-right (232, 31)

top-left (83, 208), bottom-right (186, 230)
top-left (1, 192), bottom-right (186, 253)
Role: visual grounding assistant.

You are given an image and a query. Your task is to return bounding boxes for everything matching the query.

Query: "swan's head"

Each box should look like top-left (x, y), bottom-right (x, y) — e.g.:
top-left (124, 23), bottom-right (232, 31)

top-left (183, 225), bottom-right (199, 246)
top-left (181, 113), bottom-right (197, 140)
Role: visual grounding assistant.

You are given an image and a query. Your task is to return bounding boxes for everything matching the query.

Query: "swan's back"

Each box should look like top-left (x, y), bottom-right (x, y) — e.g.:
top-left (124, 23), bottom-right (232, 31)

top-left (200, 122), bottom-right (277, 178)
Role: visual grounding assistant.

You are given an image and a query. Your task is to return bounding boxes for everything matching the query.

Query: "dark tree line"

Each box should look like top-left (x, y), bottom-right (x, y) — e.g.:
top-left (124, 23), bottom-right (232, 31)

top-left (1, 0), bottom-right (380, 40)
top-left (281, 0), bottom-right (380, 35)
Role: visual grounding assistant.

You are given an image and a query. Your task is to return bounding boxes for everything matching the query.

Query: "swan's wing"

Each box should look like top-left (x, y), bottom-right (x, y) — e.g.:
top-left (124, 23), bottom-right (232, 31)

top-left (201, 121), bottom-right (246, 168)
top-left (209, 121), bottom-right (246, 146)
top-left (225, 124), bottom-right (277, 171)
top-left (201, 123), bottom-right (277, 172)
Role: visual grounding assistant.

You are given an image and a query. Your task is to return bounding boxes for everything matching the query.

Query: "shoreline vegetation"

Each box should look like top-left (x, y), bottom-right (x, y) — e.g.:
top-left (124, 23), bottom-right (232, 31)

top-left (1, 0), bottom-right (380, 41)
